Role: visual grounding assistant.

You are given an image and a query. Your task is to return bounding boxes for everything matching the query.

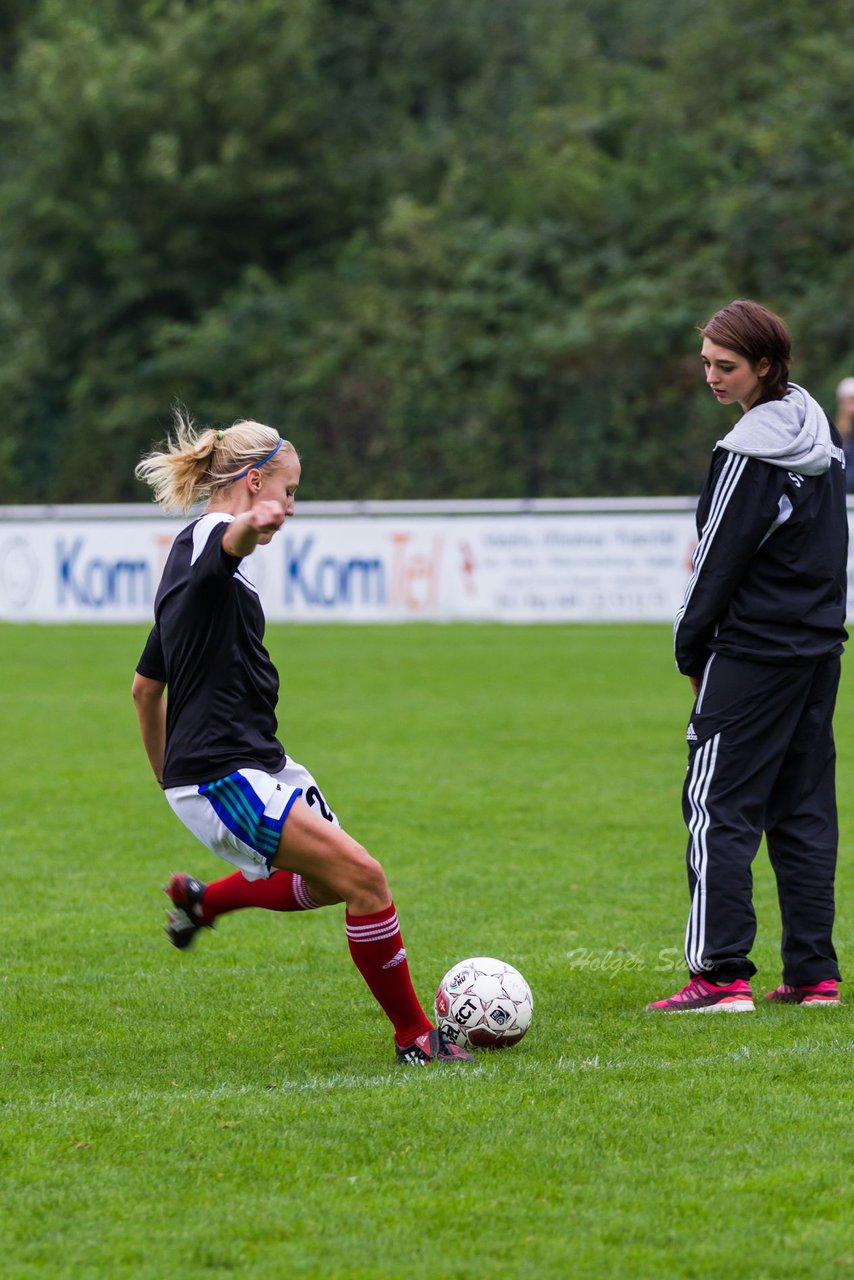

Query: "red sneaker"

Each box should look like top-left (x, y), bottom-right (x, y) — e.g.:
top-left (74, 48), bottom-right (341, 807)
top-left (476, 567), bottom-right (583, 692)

top-left (764, 979), bottom-right (840, 1005)
top-left (645, 976), bottom-right (754, 1013)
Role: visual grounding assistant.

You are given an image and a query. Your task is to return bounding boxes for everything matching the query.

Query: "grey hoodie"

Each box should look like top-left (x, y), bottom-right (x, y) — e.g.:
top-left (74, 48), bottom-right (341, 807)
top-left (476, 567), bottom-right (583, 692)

top-left (716, 383), bottom-right (832, 477)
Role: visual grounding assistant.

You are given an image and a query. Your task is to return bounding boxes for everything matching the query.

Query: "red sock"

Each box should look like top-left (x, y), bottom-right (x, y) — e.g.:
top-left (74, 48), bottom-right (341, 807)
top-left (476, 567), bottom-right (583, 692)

top-left (199, 870), bottom-right (320, 924)
top-left (345, 903), bottom-right (432, 1046)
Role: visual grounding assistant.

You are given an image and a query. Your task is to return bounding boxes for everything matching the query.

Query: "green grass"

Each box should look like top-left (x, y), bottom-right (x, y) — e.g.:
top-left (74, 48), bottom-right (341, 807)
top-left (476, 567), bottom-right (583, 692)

top-left (1, 623), bottom-right (852, 1279)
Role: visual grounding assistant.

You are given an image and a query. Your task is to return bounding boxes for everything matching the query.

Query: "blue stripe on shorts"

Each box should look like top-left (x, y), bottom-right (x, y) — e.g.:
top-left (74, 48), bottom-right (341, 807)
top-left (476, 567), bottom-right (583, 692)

top-left (199, 772), bottom-right (302, 866)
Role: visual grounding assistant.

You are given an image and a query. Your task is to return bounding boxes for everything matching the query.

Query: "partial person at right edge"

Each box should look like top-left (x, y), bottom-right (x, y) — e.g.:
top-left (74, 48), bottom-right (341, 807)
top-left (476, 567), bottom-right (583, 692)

top-left (834, 376), bottom-right (854, 492)
top-left (648, 299), bottom-right (847, 1013)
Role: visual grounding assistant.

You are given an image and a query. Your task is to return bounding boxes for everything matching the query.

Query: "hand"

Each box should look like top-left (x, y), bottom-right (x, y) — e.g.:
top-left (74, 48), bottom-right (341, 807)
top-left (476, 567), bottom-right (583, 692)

top-left (688, 675), bottom-right (701, 697)
top-left (222, 501), bottom-right (286, 557)
top-left (249, 500), bottom-right (286, 534)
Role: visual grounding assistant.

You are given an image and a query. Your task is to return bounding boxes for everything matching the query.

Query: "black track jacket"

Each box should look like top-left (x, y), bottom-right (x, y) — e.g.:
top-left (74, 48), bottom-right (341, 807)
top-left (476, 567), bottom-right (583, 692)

top-left (674, 422), bottom-right (848, 677)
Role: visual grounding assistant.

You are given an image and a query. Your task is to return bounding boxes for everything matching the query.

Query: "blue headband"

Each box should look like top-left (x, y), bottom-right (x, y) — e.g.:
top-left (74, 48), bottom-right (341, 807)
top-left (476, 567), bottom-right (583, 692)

top-left (228, 438), bottom-right (284, 483)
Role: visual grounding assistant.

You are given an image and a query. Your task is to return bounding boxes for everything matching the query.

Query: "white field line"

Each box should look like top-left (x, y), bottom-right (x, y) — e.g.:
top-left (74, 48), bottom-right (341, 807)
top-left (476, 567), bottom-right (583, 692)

top-left (4, 1037), bottom-right (852, 1113)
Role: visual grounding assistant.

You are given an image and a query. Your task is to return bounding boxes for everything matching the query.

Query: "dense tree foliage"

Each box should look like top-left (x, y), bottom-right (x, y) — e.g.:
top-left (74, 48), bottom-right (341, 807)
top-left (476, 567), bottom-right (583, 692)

top-left (0, 0), bottom-right (852, 501)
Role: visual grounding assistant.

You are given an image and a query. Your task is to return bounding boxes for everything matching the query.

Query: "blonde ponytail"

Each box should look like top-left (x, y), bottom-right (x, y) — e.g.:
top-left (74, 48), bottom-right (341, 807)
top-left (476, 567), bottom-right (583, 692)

top-left (135, 409), bottom-right (295, 512)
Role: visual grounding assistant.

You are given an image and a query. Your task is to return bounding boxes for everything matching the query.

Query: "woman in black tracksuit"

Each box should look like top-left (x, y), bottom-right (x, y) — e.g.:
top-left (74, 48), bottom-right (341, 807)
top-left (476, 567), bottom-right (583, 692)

top-left (648, 299), bottom-right (847, 1012)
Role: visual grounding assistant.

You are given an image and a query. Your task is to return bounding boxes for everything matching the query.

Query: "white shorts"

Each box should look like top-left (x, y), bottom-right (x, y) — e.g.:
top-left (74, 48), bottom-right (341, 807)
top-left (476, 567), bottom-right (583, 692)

top-left (165, 758), bottom-right (339, 881)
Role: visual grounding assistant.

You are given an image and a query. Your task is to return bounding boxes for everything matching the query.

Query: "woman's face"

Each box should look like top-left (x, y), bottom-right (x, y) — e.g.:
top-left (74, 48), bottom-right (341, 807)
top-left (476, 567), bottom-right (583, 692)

top-left (253, 453), bottom-right (301, 542)
top-left (701, 338), bottom-right (770, 412)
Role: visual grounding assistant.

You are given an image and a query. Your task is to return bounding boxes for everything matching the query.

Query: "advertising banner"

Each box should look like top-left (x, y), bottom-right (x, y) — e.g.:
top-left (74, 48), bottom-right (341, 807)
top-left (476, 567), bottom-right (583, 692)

top-left (0, 508), bottom-right (697, 623)
top-left (1, 503), bottom-right (852, 624)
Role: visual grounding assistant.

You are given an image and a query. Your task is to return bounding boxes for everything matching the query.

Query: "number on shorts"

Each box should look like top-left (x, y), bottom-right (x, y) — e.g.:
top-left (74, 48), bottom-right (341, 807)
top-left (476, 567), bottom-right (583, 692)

top-left (305, 784), bottom-right (334, 823)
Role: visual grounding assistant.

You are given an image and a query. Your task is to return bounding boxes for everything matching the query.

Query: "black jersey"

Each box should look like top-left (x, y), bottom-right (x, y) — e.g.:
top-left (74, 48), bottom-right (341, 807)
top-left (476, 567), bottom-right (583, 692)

top-left (674, 428), bottom-right (848, 677)
top-left (136, 513), bottom-right (286, 788)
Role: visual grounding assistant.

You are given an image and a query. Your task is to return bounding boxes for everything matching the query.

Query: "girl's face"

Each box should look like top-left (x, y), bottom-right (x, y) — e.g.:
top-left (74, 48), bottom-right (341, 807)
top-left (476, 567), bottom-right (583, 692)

top-left (257, 454), bottom-right (300, 512)
top-left (701, 338), bottom-right (770, 412)
top-left (253, 454), bottom-right (301, 542)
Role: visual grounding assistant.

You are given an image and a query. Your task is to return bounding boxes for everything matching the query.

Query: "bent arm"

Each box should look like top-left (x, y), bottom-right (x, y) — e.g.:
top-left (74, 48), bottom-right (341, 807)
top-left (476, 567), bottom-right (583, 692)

top-left (132, 673), bottom-right (167, 784)
top-left (674, 454), bottom-right (779, 676)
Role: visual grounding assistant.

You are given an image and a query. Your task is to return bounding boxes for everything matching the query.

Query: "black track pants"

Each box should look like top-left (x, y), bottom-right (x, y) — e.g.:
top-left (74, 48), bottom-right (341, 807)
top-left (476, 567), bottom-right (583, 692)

top-left (681, 653), bottom-right (841, 986)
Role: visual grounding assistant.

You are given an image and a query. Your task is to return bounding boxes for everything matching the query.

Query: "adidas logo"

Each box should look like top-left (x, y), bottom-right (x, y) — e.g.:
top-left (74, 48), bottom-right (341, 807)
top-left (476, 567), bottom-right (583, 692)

top-left (382, 947), bottom-right (408, 970)
top-left (686, 722), bottom-right (698, 742)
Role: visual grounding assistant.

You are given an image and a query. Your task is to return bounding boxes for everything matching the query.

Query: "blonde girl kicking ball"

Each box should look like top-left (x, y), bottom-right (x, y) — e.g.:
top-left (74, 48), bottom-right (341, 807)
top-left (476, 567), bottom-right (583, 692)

top-left (133, 411), bottom-right (471, 1064)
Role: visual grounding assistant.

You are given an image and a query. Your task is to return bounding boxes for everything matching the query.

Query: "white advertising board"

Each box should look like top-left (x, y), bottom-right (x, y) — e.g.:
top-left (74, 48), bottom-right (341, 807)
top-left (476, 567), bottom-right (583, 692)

top-left (1, 500), bottom-right (852, 624)
top-left (0, 505), bottom-right (697, 623)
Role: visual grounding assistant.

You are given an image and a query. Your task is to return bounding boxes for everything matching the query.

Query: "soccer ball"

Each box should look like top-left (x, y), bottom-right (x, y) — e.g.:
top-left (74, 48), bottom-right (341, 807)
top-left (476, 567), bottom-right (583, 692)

top-left (435, 957), bottom-right (533, 1050)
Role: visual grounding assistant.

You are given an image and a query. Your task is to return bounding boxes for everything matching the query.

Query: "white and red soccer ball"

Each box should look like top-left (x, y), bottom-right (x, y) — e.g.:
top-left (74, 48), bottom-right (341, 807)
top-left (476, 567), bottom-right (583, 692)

top-left (435, 957), bottom-right (533, 1050)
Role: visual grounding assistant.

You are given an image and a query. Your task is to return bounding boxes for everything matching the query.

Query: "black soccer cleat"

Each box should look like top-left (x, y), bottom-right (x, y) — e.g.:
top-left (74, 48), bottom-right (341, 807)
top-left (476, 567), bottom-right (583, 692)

top-left (163, 873), bottom-right (210, 950)
top-left (395, 1026), bottom-right (474, 1065)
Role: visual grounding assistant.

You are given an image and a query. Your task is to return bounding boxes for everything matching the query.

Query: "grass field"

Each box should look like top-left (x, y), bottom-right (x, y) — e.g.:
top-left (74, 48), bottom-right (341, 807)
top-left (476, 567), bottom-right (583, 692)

top-left (2, 623), bottom-right (852, 1279)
